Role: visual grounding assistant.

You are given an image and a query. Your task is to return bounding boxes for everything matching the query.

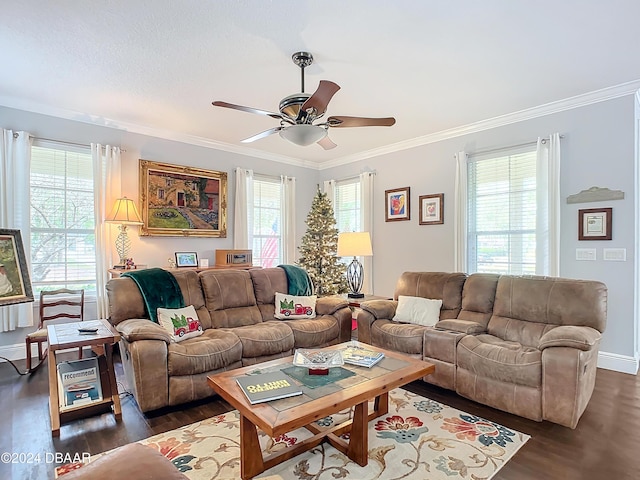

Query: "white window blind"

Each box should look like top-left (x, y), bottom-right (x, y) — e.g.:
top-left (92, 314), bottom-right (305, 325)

top-left (335, 178), bottom-right (361, 232)
top-left (467, 147), bottom-right (537, 275)
top-left (30, 142), bottom-right (97, 293)
top-left (251, 175), bottom-right (282, 267)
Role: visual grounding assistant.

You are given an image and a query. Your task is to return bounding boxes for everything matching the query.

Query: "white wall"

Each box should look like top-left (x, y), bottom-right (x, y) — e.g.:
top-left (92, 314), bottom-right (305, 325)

top-left (0, 106), bottom-right (318, 347)
top-left (321, 95), bottom-right (637, 360)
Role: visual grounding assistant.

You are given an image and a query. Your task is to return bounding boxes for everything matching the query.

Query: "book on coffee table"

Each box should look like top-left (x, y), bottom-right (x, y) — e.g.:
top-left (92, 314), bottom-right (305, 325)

top-left (236, 371), bottom-right (303, 404)
top-left (341, 345), bottom-right (385, 368)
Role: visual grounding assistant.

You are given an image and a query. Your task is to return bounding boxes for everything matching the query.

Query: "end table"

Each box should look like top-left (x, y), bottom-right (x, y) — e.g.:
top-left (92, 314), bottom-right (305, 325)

top-left (47, 319), bottom-right (122, 436)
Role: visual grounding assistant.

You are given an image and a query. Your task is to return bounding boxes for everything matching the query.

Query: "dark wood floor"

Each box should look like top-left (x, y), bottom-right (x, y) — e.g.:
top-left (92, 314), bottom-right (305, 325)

top-left (1, 351), bottom-right (639, 480)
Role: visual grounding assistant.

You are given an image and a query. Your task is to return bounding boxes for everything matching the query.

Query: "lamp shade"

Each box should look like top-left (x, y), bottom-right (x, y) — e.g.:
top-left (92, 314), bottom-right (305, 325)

top-left (105, 197), bottom-right (143, 225)
top-left (279, 124), bottom-right (327, 146)
top-left (337, 232), bottom-right (373, 257)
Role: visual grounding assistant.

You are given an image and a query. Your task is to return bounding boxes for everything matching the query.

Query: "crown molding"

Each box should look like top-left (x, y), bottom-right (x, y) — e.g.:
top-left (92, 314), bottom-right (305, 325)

top-left (318, 79), bottom-right (640, 170)
top-left (3, 79), bottom-right (640, 172)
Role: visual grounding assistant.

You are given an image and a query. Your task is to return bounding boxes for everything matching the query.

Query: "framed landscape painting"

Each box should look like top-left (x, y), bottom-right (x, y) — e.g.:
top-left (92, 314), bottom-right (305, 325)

top-left (139, 160), bottom-right (228, 237)
top-left (0, 229), bottom-right (34, 307)
top-left (385, 187), bottom-right (411, 222)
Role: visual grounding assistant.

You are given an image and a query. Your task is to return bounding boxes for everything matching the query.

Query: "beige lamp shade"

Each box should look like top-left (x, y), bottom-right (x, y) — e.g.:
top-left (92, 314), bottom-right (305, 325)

top-left (105, 197), bottom-right (143, 225)
top-left (337, 232), bottom-right (373, 257)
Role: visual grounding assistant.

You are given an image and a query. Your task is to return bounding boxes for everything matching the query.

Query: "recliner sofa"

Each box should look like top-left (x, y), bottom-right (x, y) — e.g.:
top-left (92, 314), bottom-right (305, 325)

top-left (357, 272), bottom-right (607, 428)
top-left (106, 267), bottom-right (352, 412)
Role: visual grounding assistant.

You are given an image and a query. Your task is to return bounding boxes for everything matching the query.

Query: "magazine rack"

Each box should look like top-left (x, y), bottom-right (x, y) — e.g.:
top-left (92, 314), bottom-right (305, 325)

top-left (46, 319), bottom-right (122, 437)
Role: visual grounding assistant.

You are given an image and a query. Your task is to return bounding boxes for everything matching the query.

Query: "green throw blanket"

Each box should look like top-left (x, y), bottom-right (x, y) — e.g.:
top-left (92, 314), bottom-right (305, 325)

top-left (121, 268), bottom-right (184, 323)
top-left (278, 264), bottom-right (314, 296)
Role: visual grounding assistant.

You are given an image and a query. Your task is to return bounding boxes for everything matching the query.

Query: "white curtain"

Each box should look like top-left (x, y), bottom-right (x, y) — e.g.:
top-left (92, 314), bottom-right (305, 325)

top-left (92, 144), bottom-right (122, 319)
top-left (323, 180), bottom-right (336, 208)
top-left (360, 172), bottom-right (375, 294)
top-left (281, 175), bottom-right (296, 264)
top-left (233, 168), bottom-right (253, 249)
top-left (0, 130), bottom-right (34, 331)
top-left (453, 151), bottom-right (468, 272)
top-left (536, 134), bottom-right (561, 276)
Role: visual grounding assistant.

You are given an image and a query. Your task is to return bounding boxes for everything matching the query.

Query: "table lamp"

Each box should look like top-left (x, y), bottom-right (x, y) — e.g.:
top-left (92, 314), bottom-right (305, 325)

top-left (105, 197), bottom-right (143, 268)
top-left (337, 232), bottom-right (373, 298)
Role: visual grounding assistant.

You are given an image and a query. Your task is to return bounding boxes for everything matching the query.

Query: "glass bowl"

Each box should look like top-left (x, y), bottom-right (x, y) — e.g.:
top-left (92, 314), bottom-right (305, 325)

top-left (292, 349), bottom-right (344, 369)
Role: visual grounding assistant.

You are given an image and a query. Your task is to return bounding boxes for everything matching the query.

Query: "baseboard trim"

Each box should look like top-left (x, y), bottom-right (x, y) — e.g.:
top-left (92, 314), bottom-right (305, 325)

top-left (597, 351), bottom-right (639, 375)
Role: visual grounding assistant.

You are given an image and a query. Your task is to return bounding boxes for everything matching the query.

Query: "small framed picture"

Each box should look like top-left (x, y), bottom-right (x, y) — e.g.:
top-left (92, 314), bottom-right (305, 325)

top-left (0, 229), bottom-right (34, 307)
top-left (419, 193), bottom-right (444, 225)
top-left (578, 208), bottom-right (612, 240)
top-left (385, 187), bottom-right (410, 222)
top-left (175, 252), bottom-right (198, 267)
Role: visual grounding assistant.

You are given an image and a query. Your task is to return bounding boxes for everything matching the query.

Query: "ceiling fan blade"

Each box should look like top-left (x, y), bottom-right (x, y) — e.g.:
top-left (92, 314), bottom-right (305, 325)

top-left (212, 101), bottom-right (283, 120)
top-left (241, 127), bottom-right (283, 143)
top-left (327, 116), bottom-right (396, 128)
top-left (317, 136), bottom-right (337, 150)
top-left (300, 80), bottom-right (340, 118)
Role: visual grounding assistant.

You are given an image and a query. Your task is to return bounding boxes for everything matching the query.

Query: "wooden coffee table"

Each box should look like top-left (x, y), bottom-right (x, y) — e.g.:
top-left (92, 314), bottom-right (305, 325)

top-left (207, 342), bottom-right (434, 480)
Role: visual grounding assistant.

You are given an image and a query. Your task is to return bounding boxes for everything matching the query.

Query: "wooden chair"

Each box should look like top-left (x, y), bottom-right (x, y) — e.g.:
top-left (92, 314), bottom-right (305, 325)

top-left (25, 288), bottom-right (85, 372)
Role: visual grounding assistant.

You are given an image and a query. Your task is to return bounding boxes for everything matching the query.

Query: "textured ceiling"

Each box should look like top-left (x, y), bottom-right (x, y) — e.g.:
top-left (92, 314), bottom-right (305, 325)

top-left (2, 1), bottom-right (640, 166)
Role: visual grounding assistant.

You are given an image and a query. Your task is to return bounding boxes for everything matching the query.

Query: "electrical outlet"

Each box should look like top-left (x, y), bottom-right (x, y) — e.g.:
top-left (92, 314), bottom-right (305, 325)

top-left (603, 248), bottom-right (626, 261)
top-left (576, 248), bottom-right (596, 261)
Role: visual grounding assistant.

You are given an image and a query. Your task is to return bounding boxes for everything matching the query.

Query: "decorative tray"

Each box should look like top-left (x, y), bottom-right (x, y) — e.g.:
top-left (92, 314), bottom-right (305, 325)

top-left (292, 349), bottom-right (344, 369)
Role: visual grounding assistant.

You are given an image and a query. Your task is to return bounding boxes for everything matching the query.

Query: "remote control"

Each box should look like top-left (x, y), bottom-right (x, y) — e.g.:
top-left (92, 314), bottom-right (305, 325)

top-left (78, 327), bottom-right (98, 333)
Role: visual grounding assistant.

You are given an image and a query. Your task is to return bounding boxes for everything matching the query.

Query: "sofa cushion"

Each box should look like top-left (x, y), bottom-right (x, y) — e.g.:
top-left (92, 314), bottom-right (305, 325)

top-left (394, 272), bottom-right (466, 319)
top-left (157, 305), bottom-right (204, 342)
top-left (282, 315), bottom-right (340, 348)
top-left (457, 334), bottom-right (542, 388)
top-left (393, 295), bottom-right (442, 326)
top-left (274, 292), bottom-right (317, 319)
top-left (167, 329), bottom-right (243, 376)
top-left (370, 319), bottom-right (426, 356)
top-left (200, 270), bottom-right (263, 328)
top-left (227, 321), bottom-right (295, 358)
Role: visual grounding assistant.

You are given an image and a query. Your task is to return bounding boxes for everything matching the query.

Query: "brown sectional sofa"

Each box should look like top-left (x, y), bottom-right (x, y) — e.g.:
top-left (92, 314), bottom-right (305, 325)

top-left (357, 272), bottom-right (607, 428)
top-left (106, 267), bottom-right (352, 412)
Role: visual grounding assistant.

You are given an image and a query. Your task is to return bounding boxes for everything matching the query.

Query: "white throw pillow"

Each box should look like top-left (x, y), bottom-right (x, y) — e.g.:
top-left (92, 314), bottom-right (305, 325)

top-left (274, 292), bottom-right (317, 319)
top-left (392, 295), bottom-right (442, 326)
top-left (157, 305), bottom-right (204, 342)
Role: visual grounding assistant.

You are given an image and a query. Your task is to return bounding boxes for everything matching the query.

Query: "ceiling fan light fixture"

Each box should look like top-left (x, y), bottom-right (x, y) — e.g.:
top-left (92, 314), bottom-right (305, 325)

top-left (279, 124), bottom-right (327, 146)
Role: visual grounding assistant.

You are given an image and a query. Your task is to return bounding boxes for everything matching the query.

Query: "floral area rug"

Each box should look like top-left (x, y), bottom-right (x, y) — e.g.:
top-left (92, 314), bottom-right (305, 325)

top-left (67, 388), bottom-right (529, 479)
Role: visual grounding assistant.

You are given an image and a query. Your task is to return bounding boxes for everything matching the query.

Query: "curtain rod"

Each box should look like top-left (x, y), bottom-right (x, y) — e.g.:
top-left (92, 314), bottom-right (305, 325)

top-left (13, 132), bottom-right (126, 152)
top-left (467, 135), bottom-right (564, 158)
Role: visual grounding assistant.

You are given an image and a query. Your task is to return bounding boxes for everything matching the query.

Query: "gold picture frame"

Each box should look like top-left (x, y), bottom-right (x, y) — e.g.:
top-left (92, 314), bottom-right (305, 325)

top-left (0, 229), bottom-right (34, 307)
top-left (139, 159), bottom-right (227, 237)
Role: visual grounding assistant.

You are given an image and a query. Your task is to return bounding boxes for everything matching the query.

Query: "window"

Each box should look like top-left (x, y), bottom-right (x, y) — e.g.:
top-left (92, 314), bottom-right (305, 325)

top-left (251, 175), bottom-right (282, 267)
top-left (30, 142), bottom-right (97, 293)
top-left (467, 147), bottom-right (537, 275)
top-left (334, 178), bottom-right (361, 232)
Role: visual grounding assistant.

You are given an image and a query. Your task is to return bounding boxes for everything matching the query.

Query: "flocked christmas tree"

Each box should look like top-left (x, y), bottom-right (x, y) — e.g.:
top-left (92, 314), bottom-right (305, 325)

top-left (297, 188), bottom-right (348, 295)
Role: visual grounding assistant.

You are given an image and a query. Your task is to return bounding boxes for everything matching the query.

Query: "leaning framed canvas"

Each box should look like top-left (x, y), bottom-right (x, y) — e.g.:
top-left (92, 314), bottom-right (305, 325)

top-left (385, 187), bottom-right (411, 222)
top-left (578, 207), bottom-right (612, 240)
top-left (139, 159), bottom-right (228, 237)
top-left (419, 193), bottom-right (444, 225)
top-left (0, 229), bottom-right (34, 307)
top-left (175, 252), bottom-right (198, 267)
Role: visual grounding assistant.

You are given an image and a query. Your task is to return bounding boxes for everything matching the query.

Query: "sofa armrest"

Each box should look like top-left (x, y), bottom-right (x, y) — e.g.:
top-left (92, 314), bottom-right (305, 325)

top-left (316, 297), bottom-right (349, 315)
top-left (436, 319), bottom-right (486, 335)
top-left (360, 299), bottom-right (398, 320)
top-left (116, 318), bottom-right (171, 344)
top-left (538, 325), bottom-right (601, 351)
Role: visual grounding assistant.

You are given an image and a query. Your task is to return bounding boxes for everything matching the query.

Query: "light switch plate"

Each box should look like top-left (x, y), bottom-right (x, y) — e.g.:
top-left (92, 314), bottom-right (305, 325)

top-left (576, 248), bottom-right (596, 261)
top-left (603, 248), bottom-right (626, 261)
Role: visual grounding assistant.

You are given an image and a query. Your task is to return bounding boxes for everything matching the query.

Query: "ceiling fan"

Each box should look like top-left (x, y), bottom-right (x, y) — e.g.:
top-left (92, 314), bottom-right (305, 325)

top-left (212, 51), bottom-right (396, 150)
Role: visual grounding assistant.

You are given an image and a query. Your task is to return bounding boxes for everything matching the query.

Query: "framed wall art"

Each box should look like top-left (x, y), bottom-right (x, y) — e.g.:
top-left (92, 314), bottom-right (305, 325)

top-left (139, 160), bottom-right (227, 237)
top-left (419, 193), bottom-right (444, 225)
top-left (578, 207), bottom-right (612, 240)
top-left (0, 229), bottom-right (34, 307)
top-left (385, 187), bottom-right (410, 222)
